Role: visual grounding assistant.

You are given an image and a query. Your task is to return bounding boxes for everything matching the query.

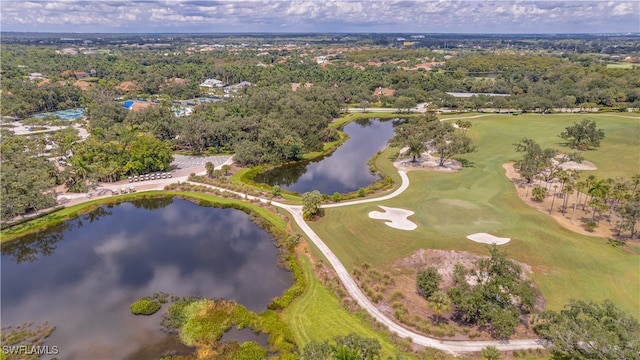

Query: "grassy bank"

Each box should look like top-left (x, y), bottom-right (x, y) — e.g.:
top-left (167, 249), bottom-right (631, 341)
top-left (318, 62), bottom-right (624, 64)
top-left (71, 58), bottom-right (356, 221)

top-left (282, 255), bottom-right (412, 359)
top-left (1, 191), bottom-right (287, 243)
top-left (310, 113), bottom-right (640, 317)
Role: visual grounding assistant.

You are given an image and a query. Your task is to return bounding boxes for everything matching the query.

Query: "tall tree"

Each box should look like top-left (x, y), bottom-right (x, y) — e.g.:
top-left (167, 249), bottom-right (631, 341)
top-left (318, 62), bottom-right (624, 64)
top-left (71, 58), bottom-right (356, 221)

top-left (559, 119), bottom-right (605, 150)
top-left (513, 138), bottom-right (556, 184)
top-left (435, 132), bottom-right (476, 167)
top-left (302, 190), bottom-right (323, 220)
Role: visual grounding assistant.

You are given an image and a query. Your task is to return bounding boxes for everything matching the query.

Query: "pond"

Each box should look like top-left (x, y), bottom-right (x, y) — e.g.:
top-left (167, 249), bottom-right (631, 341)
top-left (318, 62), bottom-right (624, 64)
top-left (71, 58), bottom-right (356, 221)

top-left (254, 118), bottom-right (397, 194)
top-left (1, 197), bottom-right (292, 359)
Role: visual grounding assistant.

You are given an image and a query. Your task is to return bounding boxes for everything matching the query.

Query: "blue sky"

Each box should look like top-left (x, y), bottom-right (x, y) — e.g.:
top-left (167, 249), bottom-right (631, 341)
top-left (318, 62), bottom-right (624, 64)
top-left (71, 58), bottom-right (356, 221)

top-left (1, 1), bottom-right (638, 33)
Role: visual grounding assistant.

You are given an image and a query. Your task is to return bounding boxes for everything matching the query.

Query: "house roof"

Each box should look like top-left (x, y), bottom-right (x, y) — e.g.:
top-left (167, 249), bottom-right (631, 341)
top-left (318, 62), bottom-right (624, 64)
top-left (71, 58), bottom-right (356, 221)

top-left (128, 101), bottom-right (155, 112)
top-left (116, 81), bottom-right (140, 92)
top-left (291, 82), bottom-right (313, 91)
top-left (73, 81), bottom-right (91, 91)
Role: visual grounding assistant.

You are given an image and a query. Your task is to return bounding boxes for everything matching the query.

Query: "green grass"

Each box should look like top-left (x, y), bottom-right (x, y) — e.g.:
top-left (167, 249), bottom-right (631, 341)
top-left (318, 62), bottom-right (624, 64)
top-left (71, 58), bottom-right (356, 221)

top-left (310, 113), bottom-right (640, 318)
top-left (606, 63), bottom-right (636, 69)
top-left (282, 255), bottom-right (412, 359)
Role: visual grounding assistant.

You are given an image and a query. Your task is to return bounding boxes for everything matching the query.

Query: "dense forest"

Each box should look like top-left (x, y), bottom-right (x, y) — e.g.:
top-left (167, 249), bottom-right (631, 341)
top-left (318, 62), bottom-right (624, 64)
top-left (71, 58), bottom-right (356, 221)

top-left (1, 34), bottom-right (639, 218)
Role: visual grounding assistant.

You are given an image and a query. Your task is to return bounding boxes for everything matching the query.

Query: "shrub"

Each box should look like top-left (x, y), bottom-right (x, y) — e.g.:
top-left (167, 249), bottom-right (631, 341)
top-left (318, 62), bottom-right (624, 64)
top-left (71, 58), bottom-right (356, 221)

top-left (481, 346), bottom-right (503, 360)
top-left (531, 186), bottom-right (547, 201)
top-left (130, 298), bottom-right (161, 315)
top-left (416, 267), bottom-right (442, 299)
top-left (332, 192), bottom-right (341, 202)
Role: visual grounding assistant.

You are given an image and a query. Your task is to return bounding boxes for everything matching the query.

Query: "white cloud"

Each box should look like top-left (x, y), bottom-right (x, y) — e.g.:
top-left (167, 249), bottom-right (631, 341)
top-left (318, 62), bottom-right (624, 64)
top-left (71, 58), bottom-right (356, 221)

top-left (1, 0), bottom-right (638, 33)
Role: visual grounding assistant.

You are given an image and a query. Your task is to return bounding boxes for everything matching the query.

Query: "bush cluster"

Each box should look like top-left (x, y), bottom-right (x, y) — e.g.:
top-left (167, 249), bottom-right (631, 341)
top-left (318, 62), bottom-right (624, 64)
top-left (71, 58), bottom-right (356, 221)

top-left (130, 298), bottom-right (161, 315)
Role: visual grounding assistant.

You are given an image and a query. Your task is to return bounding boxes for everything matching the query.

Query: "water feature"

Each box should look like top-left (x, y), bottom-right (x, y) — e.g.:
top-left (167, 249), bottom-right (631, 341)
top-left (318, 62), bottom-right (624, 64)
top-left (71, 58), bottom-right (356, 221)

top-left (1, 197), bottom-right (292, 359)
top-left (254, 118), bottom-right (397, 194)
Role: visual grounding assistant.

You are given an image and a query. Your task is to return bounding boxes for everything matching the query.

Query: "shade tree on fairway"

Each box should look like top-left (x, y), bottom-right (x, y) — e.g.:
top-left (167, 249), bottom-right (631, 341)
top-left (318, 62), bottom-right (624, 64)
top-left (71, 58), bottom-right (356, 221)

top-left (302, 190), bottom-right (323, 220)
top-left (434, 132), bottom-right (476, 167)
top-left (391, 115), bottom-right (476, 167)
top-left (559, 119), bottom-right (605, 150)
top-left (513, 138), bottom-right (556, 184)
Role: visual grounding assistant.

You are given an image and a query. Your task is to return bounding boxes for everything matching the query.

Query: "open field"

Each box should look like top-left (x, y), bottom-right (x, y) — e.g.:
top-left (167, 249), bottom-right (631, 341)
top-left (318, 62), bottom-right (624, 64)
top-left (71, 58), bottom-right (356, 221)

top-left (310, 113), bottom-right (640, 317)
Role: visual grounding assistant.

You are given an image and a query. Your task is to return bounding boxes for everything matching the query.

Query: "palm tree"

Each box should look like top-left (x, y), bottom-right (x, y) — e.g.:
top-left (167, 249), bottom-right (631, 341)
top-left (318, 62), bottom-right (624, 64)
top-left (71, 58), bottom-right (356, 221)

top-left (205, 161), bottom-right (215, 178)
top-left (71, 157), bottom-right (90, 180)
top-left (583, 175), bottom-right (597, 208)
top-left (588, 180), bottom-right (610, 221)
top-left (428, 290), bottom-right (451, 325)
top-left (561, 182), bottom-right (575, 214)
top-left (331, 345), bottom-right (360, 360)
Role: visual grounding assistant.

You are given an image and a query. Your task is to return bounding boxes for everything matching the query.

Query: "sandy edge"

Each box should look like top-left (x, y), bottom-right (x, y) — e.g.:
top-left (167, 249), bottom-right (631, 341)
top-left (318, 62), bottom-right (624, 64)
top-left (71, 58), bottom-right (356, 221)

top-left (502, 162), bottom-right (613, 238)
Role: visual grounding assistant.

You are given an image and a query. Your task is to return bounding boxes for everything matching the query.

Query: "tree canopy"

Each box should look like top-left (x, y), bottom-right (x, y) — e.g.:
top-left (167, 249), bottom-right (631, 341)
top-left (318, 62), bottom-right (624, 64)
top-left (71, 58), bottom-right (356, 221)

top-left (536, 299), bottom-right (640, 359)
top-left (448, 246), bottom-right (536, 339)
top-left (559, 119), bottom-right (605, 150)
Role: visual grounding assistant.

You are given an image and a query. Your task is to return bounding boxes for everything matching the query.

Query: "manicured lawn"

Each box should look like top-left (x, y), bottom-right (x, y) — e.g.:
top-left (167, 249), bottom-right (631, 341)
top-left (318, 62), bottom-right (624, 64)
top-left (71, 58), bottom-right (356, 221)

top-left (282, 255), bottom-right (413, 359)
top-left (310, 113), bottom-right (640, 317)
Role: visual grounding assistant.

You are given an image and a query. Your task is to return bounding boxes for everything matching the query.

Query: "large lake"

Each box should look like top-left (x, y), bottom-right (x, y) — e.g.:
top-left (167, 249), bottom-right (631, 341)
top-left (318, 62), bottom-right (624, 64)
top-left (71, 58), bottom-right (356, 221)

top-left (1, 197), bottom-right (292, 359)
top-left (254, 118), bottom-right (396, 194)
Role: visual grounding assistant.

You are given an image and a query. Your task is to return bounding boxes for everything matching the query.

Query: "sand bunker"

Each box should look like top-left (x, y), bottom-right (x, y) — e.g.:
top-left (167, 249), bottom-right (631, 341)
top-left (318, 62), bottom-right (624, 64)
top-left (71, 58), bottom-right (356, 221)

top-left (559, 160), bottom-right (597, 171)
top-left (466, 233), bottom-right (511, 245)
top-left (369, 206), bottom-right (417, 230)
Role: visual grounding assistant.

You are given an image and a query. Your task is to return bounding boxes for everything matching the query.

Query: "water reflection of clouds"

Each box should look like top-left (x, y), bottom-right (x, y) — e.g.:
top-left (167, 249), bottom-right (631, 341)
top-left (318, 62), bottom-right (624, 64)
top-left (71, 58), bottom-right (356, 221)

top-left (284, 119), bottom-right (394, 194)
top-left (2, 199), bottom-right (291, 359)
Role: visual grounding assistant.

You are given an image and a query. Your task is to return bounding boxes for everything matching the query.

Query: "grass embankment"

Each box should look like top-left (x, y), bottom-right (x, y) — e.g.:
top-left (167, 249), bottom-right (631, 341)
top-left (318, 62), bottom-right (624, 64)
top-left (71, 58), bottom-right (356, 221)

top-left (282, 255), bottom-right (412, 359)
top-left (310, 113), bottom-right (640, 317)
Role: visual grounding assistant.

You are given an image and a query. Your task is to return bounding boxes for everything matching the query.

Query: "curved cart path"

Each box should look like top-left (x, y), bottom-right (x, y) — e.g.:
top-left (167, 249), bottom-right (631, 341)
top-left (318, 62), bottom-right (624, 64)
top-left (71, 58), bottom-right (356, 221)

top-left (190, 170), bottom-right (543, 354)
top-left (49, 165), bottom-right (543, 354)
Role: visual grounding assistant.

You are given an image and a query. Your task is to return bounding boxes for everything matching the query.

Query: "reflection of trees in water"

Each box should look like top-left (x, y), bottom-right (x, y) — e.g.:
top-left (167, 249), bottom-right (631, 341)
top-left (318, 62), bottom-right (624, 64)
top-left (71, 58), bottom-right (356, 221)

top-left (2, 222), bottom-right (69, 263)
top-left (254, 161), bottom-right (314, 187)
top-left (2, 198), bottom-right (175, 263)
top-left (130, 197), bottom-right (174, 210)
top-left (82, 206), bottom-right (113, 224)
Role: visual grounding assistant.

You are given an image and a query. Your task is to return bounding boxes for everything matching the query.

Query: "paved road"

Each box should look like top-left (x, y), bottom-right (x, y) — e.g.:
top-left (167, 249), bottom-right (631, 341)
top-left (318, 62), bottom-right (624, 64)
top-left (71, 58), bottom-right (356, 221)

top-left (171, 154), bottom-right (232, 169)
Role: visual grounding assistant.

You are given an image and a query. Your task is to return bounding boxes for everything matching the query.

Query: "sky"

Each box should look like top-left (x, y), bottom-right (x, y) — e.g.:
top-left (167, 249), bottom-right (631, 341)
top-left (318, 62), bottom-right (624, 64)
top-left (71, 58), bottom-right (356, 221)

top-left (0, 0), bottom-right (638, 34)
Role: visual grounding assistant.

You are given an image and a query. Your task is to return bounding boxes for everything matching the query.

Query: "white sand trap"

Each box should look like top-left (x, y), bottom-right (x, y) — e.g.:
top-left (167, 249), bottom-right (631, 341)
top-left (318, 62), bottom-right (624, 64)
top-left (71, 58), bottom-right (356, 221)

top-left (369, 206), bottom-right (417, 231)
top-left (466, 233), bottom-right (511, 245)
top-left (559, 160), bottom-right (597, 171)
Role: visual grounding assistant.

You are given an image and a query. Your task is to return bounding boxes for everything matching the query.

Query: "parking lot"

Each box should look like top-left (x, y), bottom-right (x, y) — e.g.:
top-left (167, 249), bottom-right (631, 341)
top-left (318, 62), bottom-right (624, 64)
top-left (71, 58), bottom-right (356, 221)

top-left (170, 154), bottom-right (232, 169)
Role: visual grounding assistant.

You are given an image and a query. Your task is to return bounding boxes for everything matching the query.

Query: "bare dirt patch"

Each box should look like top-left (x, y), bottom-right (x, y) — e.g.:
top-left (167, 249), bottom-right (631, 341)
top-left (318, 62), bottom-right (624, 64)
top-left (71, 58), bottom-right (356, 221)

top-left (393, 149), bottom-right (462, 173)
top-left (347, 249), bottom-right (541, 341)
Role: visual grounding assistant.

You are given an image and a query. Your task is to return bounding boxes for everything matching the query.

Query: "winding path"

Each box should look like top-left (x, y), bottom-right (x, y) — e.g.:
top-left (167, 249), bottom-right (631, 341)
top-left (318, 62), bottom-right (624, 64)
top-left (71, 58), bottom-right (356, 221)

top-left (189, 169), bottom-right (543, 354)
top-left (51, 164), bottom-right (543, 354)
